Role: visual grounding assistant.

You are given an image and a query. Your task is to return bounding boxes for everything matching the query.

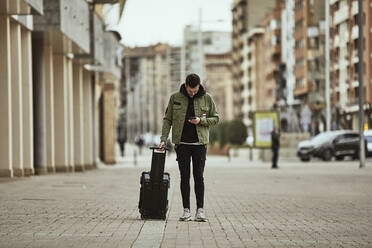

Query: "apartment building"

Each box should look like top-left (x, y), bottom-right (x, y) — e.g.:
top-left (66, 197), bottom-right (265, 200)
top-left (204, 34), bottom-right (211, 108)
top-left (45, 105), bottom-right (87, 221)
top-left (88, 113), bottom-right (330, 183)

top-left (259, 3), bottom-right (283, 111)
top-left (182, 26), bottom-right (231, 81)
top-left (289, 0), bottom-right (326, 132)
top-left (293, 1), bottom-right (325, 101)
top-left (169, 46), bottom-right (182, 92)
top-left (330, 0), bottom-right (372, 129)
top-left (231, 0), bottom-right (277, 119)
top-left (204, 52), bottom-right (234, 121)
top-left (241, 29), bottom-right (264, 128)
top-left (123, 44), bottom-right (172, 143)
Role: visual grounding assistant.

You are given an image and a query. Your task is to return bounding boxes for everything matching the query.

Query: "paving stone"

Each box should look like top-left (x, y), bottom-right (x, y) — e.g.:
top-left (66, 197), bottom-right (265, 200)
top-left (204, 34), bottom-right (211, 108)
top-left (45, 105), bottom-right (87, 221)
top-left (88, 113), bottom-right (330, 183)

top-left (1, 151), bottom-right (372, 247)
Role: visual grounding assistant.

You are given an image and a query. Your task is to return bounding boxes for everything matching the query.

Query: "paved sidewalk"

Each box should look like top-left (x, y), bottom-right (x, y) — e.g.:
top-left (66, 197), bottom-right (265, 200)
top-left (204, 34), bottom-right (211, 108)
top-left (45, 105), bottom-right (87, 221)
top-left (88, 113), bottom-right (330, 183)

top-left (1, 151), bottom-right (372, 248)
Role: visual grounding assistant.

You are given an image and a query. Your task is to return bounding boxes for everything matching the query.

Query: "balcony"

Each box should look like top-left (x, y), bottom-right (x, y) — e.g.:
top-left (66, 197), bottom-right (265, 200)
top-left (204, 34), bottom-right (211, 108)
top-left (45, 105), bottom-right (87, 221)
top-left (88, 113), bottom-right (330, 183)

top-left (347, 98), bottom-right (359, 107)
top-left (334, 35), bottom-right (340, 47)
top-left (334, 5), bottom-right (349, 25)
top-left (0, 0), bottom-right (43, 15)
top-left (351, 1), bottom-right (358, 16)
top-left (351, 25), bottom-right (359, 40)
top-left (352, 80), bottom-right (359, 88)
top-left (34, 0), bottom-right (90, 54)
top-left (307, 26), bottom-right (319, 38)
top-left (308, 49), bottom-right (323, 59)
top-left (352, 50), bottom-right (359, 64)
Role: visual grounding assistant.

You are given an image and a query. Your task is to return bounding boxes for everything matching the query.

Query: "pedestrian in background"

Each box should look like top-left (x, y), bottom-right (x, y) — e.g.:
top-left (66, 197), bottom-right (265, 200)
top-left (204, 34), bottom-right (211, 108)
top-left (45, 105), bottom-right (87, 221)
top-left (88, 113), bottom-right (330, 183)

top-left (117, 124), bottom-right (126, 157)
top-left (158, 73), bottom-right (219, 222)
top-left (271, 125), bottom-right (280, 169)
top-left (135, 136), bottom-right (144, 155)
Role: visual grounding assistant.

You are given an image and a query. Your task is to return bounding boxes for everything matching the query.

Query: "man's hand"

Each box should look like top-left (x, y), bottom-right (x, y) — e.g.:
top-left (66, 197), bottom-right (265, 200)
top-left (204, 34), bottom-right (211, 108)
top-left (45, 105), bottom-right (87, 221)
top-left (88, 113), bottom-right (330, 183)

top-left (158, 141), bottom-right (166, 149)
top-left (188, 117), bottom-right (200, 125)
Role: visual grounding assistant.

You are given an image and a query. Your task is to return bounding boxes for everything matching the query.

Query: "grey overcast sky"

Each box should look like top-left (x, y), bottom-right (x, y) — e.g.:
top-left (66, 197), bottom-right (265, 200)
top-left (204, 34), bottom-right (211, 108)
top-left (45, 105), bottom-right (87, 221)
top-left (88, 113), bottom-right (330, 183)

top-left (118, 0), bottom-right (233, 47)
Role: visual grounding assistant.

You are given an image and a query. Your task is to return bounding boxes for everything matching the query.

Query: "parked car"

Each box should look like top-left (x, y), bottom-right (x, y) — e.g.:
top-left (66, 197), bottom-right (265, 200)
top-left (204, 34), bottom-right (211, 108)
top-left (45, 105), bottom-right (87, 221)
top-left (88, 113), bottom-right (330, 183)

top-left (364, 130), bottom-right (372, 156)
top-left (297, 130), bottom-right (363, 162)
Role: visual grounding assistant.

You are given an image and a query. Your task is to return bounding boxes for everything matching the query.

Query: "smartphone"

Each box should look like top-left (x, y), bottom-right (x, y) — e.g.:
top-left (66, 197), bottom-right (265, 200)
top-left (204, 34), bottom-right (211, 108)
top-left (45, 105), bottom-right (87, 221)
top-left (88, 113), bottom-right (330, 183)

top-left (189, 116), bottom-right (197, 120)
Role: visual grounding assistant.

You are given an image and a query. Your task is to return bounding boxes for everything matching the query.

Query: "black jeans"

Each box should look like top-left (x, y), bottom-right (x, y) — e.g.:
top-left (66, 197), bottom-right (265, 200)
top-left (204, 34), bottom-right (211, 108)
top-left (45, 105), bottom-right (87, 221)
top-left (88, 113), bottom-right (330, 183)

top-left (272, 146), bottom-right (279, 168)
top-left (175, 144), bottom-right (207, 209)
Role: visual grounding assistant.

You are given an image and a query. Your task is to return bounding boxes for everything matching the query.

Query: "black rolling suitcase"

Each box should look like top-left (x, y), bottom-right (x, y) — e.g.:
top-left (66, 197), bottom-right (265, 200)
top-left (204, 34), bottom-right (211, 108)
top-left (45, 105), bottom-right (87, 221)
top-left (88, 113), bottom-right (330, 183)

top-left (138, 146), bottom-right (170, 220)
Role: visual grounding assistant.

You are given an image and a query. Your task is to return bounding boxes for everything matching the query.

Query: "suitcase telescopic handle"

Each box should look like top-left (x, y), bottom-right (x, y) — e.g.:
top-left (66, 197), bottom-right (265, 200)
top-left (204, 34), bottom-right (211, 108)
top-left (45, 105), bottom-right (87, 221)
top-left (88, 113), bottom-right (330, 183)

top-left (149, 146), bottom-right (169, 151)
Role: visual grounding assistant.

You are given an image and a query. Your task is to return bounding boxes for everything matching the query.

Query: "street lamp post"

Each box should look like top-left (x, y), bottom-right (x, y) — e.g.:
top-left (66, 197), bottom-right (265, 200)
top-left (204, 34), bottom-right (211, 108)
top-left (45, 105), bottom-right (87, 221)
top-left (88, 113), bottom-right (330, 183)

top-left (358, 0), bottom-right (365, 168)
top-left (197, 8), bottom-right (204, 81)
top-left (325, 0), bottom-right (331, 131)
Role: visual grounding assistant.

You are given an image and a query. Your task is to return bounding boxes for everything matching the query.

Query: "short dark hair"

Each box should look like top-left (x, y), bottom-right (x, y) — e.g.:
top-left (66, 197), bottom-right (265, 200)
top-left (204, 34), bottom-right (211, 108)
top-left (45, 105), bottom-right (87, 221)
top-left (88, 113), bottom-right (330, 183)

top-left (185, 73), bottom-right (200, 88)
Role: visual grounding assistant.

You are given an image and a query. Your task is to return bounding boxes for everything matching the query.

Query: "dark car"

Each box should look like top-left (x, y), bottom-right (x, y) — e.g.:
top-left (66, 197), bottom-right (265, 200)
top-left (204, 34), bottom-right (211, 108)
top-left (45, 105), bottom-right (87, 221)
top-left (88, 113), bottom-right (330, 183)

top-left (297, 130), bottom-right (363, 162)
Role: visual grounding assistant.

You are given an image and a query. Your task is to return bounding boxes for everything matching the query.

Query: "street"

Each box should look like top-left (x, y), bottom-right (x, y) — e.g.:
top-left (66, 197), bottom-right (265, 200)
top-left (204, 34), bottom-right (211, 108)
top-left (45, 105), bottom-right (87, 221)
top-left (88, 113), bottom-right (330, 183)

top-left (1, 149), bottom-right (372, 248)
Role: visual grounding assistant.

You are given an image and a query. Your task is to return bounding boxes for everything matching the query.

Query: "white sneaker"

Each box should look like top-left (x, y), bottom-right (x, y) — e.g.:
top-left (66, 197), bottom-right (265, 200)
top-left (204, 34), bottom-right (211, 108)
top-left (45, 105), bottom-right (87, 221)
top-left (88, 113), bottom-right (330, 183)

top-left (179, 208), bottom-right (192, 221)
top-left (195, 208), bottom-right (206, 222)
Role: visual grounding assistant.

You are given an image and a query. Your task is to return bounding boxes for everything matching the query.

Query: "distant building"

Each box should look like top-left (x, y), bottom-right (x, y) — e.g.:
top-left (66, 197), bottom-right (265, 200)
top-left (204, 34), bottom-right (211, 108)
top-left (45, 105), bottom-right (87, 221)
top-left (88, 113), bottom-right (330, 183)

top-left (231, 0), bottom-right (277, 119)
top-left (169, 46), bottom-right (182, 92)
top-left (123, 44), bottom-right (172, 142)
top-left (182, 26), bottom-right (231, 80)
top-left (278, 0), bottom-right (326, 132)
top-left (330, 0), bottom-right (372, 130)
top-left (205, 52), bottom-right (234, 121)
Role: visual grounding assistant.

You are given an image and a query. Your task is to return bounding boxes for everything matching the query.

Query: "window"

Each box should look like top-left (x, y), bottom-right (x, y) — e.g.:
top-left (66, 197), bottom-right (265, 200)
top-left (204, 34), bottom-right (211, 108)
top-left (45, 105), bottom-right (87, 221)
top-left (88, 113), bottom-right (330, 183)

top-left (295, 39), bottom-right (305, 49)
top-left (295, 58), bottom-right (305, 67)
top-left (296, 78), bottom-right (306, 88)
top-left (295, 19), bottom-right (304, 30)
top-left (295, 0), bottom-right (304, 11)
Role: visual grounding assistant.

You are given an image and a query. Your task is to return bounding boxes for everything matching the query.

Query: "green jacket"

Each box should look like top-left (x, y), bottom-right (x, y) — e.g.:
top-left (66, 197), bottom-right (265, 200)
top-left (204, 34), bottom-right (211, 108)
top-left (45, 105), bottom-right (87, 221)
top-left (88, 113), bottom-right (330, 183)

top-left (160, 85), bottom-right (219, 144)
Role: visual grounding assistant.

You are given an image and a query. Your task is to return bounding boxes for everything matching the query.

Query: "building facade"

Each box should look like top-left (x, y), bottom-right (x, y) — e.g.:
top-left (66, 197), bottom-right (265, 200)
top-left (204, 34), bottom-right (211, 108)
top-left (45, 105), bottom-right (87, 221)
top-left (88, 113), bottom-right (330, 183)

top-left (182, 26), bottom-right (231, 81)
top-left (291, 0), bottom-right (326, 131)
top-left (0, 0), bottom-right (124, 177)
top-left (330, 0), bottom-right (372, 130)
top-left (205, 52), bottom-right (234, 121)
top-left (123, 44), bottom-right (172, 143)
top-left (231, 0), bottom-right (277, 119)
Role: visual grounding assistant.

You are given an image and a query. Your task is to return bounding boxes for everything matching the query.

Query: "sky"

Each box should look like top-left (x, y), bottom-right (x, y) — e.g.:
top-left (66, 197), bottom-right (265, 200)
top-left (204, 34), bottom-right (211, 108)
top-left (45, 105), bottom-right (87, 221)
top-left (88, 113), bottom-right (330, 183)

top-left (118, 0), bottom-right (233, 47)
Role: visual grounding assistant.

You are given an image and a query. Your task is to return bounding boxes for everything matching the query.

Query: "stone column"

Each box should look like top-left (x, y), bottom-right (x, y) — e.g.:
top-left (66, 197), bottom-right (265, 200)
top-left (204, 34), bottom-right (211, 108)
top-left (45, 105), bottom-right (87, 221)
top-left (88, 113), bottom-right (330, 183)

top-left (66, 58), bottom-right (74, 172)
top-left (53, 55), bottom-right (69, 172)
top-left (102, 84), bottom-right (116, 164)
top-left (21, 27), bottom-right (34, 176)
top-left (95, 83), bottom-right (102, 167)
top-left (44, 44), bottom-right (55, 173)
top-left (0, 15), bottom-right (13, 177)
top-left (83, 70), bottom-right (93, 169)
top-left (10, 20), bottom-right (23, 177)
top-left (73, 63), bottom-right (85, 171)
top-left (32, 35), bottom-right (47, 175)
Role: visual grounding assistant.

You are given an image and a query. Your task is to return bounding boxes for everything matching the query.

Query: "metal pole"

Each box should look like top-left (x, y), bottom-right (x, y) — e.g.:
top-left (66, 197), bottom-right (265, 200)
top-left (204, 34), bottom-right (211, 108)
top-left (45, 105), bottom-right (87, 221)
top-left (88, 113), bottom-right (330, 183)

top-left (89, 3), bottom-right (97, 167)
top-left (358, 0), bottom-right (365, 168)
top-left (197, 8), bottom-right (204, 80)
top-left (325, 0), bottom-right (331, 131)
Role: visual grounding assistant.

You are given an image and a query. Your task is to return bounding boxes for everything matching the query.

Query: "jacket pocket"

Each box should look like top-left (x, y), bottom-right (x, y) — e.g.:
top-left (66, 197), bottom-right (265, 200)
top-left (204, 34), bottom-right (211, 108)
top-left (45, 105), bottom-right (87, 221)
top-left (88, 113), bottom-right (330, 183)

top-left (173, 104), bottom-right (181, 110)
top-left (201, 107), bottom-right (209, 116)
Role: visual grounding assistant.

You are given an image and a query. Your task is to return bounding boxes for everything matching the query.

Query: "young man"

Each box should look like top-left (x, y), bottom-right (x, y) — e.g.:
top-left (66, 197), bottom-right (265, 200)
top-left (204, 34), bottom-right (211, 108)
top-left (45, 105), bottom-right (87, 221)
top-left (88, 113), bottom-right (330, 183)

top-left (159, 73), bottom-right (219, 222)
